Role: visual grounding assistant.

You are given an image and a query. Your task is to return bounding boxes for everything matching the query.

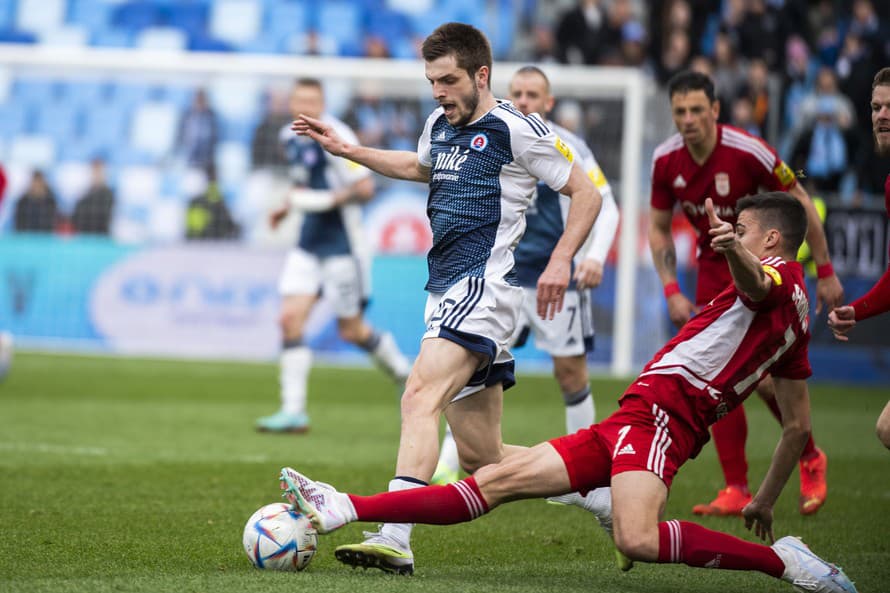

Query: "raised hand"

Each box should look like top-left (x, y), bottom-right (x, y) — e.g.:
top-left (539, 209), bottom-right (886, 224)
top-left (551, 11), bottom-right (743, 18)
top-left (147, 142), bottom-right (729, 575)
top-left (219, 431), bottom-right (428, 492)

top-left (705, 197), bottom-right (736, 253)
top-left (291, 114), bottom-right (350, 157)
top-left (828, 305), bottom-right (857, 341)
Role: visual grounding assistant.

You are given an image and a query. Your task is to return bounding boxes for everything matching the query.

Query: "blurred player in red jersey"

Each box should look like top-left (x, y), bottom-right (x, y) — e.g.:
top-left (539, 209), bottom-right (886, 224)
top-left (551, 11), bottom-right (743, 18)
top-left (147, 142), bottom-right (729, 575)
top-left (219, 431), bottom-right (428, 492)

top-left (279, 193), bottom-right (858, 593)
top-left (648, 71), bottom-right (844, 516)
top-left (829, 67), bottom-right (890, 450)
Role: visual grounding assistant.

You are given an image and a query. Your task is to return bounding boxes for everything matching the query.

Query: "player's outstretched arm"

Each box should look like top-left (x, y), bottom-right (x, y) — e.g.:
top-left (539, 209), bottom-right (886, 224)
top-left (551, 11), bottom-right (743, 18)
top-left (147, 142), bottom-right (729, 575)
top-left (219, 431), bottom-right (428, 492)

top-left (537, 163), bottom-right (601, 320)
top-left (789, 183), bottom-right (844, 313)
top-left (706, 198), bottom-right (771, 301)
top-left (649, 206), bottom-right (697, 327)
top-left (292, 114), bottom-right (429, 182)
top-left (828, 305), bottom-right (857, 341)
top-left (743, 377), bottom-right (811, 542)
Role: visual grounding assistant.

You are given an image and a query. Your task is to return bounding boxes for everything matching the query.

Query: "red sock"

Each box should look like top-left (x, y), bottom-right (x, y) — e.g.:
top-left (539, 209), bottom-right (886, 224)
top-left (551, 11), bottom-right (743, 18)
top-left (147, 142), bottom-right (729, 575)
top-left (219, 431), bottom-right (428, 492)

top-left (763, 396), bottom-right (818, 459)
top-left (657, 520), bottom-right (784, 578)
top-left (348, 477), bottom-right (489, 525)
top-left (711, 405), bottom-right (749, 488)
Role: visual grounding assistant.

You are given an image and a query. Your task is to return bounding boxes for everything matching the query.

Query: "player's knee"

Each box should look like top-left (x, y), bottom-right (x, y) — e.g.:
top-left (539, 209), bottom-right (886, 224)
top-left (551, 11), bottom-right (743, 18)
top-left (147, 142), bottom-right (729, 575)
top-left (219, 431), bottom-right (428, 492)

top-left (398, 383), bottom-right (437, 420)
top-left (613, 527), bottom-right (657, 561)
top-left (876, 419), bottom-right (890, 450)
top-left (336, 323), bottom-right (363, 345)
top-left (279, 311), bottom-right (303, 339)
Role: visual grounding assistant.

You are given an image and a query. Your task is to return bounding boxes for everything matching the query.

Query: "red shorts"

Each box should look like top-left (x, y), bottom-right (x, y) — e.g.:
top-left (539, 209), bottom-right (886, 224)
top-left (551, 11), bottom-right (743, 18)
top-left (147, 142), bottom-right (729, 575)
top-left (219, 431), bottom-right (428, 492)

top-left (549, 395), bottom-right (699, 493)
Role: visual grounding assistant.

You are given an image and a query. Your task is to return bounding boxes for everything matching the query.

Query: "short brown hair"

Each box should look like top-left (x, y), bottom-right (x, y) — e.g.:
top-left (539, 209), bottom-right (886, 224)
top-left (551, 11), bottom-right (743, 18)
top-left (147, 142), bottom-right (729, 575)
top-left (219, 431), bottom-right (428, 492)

top-left (294, 78), bottom-right (323, 90)
top-left (737, 192), bottom-right (808, 254)
top-left (873, 67), bottom-right (890, 89)
top-left (421, 22), bottom-right (492, 83)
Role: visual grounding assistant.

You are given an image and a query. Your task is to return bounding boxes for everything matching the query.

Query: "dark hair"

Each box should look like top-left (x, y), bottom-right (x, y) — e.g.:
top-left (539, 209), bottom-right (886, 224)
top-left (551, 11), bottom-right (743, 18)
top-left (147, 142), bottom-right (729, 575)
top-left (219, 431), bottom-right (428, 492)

top-left (873, 67), bottom-right (890, 89)
top-left (736, 192), bottom-right (807, 254)
top-left (421, 22), bottom-right (492, 83)
top-left (513, 65), bottom-right (550, 92)
top-left (294, 78), bottom-right (323, 91)
top-left (667, 70), bottom-right (716, 102)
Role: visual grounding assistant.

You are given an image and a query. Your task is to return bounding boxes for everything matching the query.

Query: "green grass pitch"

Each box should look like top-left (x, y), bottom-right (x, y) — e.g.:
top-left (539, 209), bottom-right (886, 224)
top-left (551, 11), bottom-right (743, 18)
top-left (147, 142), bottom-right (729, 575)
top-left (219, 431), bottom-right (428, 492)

top-left (1, 352), bottom-right (888, 593)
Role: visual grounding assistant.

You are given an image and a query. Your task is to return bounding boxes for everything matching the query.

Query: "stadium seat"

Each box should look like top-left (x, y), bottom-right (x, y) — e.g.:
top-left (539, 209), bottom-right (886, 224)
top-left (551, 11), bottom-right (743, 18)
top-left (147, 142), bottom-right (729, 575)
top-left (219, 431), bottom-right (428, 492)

top-left (130, 101), bottom-right (178, 157)
top-left (386, 0), bottom-right (434, 15)
top-left (16, 0), bottom-right (65, 35)
top-left (265, 0), bottom-right (308, 37)
top-left (32, 102), bottom-right (83, 145)
top-left (0, 103), bottom-right (27, 137)
top-left (317, 1), bottom-right (362, 53)
top-left (220, 116), bottom-right (254, 144)
top-left (83, 103), bottom-right (130, 149)
top-left (111, 1), bottom-right (161, 32)
top-left (118, 164), bottom-right (161, 209)
top-left (148, 198), bottom-right (186, 243)
top-left (0, 28), bottom-right (36, 43)
top-left (136, 26), bottom-right (187, 51)
top-left (215, 140), bottom-right (249, 186)
top-left (13, 78), bottom-right (62, 104)
top-left (0, 67), bottom-right (11, 103)
top-left (165, 3), bottom-right (208, 38)
top-left (39, 26), bottom-right (89, 47)
top-left (62, 80), bottom-right (112, 108)
top-left (187, 34), bottom-right (233, 52)
top-left (68, 0), bottom-right (113, 31)
top-left (9, 134), bottom-right (57, 169)
top-left (209, 0), bottom-right (262, 46)
top-left (208, 76), bottom-right (262, 120)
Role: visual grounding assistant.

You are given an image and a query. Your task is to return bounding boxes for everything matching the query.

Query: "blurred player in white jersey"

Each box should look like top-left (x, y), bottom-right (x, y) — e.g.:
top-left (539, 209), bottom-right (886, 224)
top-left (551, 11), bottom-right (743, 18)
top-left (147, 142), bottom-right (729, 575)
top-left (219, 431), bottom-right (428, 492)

top-left (432, 66), bottom-right (620, 484)
top-left (255, 79), bottom-right (412, 433)
top-left (292, 23), bottom-right (602, 574)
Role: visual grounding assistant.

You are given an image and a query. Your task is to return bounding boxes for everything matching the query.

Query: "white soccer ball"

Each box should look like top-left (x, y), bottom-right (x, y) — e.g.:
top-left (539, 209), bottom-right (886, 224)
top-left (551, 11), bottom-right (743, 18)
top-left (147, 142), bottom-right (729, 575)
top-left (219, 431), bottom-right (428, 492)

top-left (242, 502), bottom-right (318, 571)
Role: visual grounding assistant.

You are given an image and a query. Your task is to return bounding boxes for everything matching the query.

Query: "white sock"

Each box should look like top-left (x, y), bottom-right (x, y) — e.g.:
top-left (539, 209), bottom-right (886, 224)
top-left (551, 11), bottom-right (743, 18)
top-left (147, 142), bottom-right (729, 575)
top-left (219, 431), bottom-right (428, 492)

top-left (280, 346), bottom-right (311, 415)
top-left (564, 387), bottom-right (594, 434)
top-left (379, 477), bottom-right (423, 547)
top-left (435, 424), bottom-right (460, 475)
top-left (583, 487), bottom-right (612, 517)
top-left (369, 331), bottom-right (412, 383)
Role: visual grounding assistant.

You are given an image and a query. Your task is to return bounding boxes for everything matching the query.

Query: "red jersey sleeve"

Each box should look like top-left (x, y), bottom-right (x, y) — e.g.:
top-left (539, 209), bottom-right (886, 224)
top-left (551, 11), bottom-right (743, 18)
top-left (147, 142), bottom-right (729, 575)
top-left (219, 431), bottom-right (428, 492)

top-left (650, 156), bottom-right (675, 211)
top-left (0, 164), bottom-right (7, 206)
top-left (850, 267), bottom-right (890, 322)
top-left (749, 138), bottom-right (798, 192)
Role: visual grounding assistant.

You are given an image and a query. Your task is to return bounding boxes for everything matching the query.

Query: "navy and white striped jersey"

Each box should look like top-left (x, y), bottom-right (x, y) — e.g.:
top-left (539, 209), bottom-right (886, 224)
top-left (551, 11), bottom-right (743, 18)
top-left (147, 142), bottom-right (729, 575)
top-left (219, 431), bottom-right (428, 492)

top-left (513, 122), bottom-right (619, 288)
top-left (417, 101), bottom-right (575, 293)
top-left (279, 114), bottom-right (371, 257)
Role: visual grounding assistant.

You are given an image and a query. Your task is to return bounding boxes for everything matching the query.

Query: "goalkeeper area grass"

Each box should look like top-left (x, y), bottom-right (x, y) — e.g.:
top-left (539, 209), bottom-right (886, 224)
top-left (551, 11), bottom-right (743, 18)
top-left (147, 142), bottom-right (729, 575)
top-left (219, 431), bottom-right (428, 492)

top-left (1, 352), bottom-right (887, 593)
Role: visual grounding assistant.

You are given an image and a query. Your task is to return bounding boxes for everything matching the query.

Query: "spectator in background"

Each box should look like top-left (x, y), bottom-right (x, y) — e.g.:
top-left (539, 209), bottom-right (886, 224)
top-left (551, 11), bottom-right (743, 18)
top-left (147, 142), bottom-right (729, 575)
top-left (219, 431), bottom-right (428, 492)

top-left (790, 97), bottom-right (854, 195)
top-left (711, 32), bottom-right (745, 106)
top-left (185, 165), bottom-right (240, 240)
top-left (176, 88), bottom-right (218, 170)
top-left (781, 36), bottom-right (816, 134)
top-left (735, 58), bottom-right (772, 138)
top-left (730, 95), bottom-right (761, 137)
top-left (71, 158), bottom-right (115, 235)
top-left (555, 0), bottom-right (605, 65)
top-left (734, 0), bottom-right (783, 70)
top-left (251, 88), bottom-right (290, 171)
top-left (837, 32), bottom-right (879, 149)
top-left (655, 27), bottom-right (692, 85)
top-left (798, 67), bottom-right (855, 134)
top-left (14, 170), bottom-right (58, 233)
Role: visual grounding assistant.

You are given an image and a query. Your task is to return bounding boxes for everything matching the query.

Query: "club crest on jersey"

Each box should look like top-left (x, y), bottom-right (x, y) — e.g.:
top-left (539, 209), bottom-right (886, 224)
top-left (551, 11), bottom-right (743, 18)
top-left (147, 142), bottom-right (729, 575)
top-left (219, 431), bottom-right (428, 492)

top-left (470, 133), bottom-right (488, 152)
top-left (714, 172), bottom-right (730, 196)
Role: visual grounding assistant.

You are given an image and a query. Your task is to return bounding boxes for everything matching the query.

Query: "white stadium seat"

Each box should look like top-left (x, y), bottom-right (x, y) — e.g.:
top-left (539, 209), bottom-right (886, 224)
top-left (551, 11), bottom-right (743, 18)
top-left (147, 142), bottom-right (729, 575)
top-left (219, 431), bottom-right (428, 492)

top-left (210, 0), bottom-right (262, 46)
top-left (9, 135), bottom-right (56, 169)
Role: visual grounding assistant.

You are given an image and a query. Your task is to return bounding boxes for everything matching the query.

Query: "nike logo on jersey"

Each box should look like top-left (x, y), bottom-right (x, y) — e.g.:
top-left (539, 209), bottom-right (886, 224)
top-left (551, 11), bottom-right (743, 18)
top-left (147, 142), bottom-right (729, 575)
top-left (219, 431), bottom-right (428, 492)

top-left (434, 146), bottom-right (469, 172)
top-left (672, 174), bottom-right (687, 188)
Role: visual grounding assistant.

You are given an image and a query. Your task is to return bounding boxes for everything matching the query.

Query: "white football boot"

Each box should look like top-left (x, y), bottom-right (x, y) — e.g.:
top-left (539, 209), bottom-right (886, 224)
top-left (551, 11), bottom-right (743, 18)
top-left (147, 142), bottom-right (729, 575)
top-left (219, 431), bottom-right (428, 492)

top-left (279, 467), bottom-right (356, 534)
top-left (771, 536), bottom-right (858, 593)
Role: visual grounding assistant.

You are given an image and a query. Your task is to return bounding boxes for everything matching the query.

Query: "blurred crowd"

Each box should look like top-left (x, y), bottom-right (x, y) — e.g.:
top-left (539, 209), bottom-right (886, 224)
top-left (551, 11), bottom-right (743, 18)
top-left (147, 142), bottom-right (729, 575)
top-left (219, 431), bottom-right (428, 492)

top-left (5, 0), bottom-right (890, 241)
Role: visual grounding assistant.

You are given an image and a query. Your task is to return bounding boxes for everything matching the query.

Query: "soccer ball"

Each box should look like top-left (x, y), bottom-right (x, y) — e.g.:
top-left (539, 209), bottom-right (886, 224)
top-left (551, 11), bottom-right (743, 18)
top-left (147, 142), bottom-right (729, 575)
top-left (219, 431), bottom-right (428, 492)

top-left (242, 502), bottom-right (318, 571)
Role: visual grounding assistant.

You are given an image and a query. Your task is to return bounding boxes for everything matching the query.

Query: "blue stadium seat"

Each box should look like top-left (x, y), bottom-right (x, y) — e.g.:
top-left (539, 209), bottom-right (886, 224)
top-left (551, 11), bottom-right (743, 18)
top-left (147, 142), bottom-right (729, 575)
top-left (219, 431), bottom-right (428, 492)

top-left (61, 81), bottom-right (112, 108)
top-left (91, 28), bottom-right (133, 48)
top-left (317, 1), bottom-right (363, 47)
top-left (188, 34), bottom-right (233, 52)
top-left (13, 78), bottom-right (63, 104)
top-left (165, 2), bottom-right (208, 38)
top-left (220, 116), bottom-right (254, 144)
top-left (0, 103), bottom-right (27, 137)
top-left (265, 0), bottom-right (309, 37)
top-left (0, 1), bottom-right (16, 29)
top-left (366, 9), bottom-right (409, 43)
top-left (33, 102), bottom-right (83, 145)
top-left (112, 83), bottom-right (153, 109)
top-left (83, 103), bottom-right (130, 148)
top-left (111, 1), bottom-right (161, 33)
top-left (67, 0), bottom-right (113, 31)
top-left (0, 29), bottom-right (36, 43)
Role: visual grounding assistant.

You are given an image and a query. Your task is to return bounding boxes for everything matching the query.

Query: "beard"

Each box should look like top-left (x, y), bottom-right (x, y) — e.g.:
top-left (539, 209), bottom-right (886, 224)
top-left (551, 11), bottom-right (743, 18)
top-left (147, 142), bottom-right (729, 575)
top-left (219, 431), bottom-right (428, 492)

top-left (875, 131), bottom-right (890, 157)
top-left (452, 86), bottom-right (480, 128)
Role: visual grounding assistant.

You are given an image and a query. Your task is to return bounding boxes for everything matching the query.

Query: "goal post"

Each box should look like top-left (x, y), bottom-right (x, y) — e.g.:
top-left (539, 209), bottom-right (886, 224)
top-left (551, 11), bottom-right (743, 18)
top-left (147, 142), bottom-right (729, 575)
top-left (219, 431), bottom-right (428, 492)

top-left (0, 45), bottom-right (652, 375)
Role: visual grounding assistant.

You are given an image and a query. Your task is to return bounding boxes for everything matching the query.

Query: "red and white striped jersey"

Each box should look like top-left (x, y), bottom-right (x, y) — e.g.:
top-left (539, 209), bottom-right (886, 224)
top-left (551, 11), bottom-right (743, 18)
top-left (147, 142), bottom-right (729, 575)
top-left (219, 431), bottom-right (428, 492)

top-left (650, 124), bottom-right (798, 304)
top-left (625, 257), bottom-right (812, 433)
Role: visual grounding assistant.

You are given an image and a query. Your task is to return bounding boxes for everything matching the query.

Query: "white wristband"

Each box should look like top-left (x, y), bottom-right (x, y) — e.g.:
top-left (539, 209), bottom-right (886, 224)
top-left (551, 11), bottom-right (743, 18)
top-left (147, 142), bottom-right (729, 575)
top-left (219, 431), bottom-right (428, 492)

top-left (289, 188), bottom-right (336, 212)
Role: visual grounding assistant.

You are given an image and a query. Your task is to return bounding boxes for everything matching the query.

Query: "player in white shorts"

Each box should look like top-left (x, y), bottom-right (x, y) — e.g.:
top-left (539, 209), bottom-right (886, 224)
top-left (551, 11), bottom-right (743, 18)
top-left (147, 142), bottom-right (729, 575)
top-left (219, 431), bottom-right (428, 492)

top-left (256, 78), bottom-right (412, 433)
top-left (432, 66), bottom-right (620, 484)
top-left (292, 23), bottom-right (602, 574)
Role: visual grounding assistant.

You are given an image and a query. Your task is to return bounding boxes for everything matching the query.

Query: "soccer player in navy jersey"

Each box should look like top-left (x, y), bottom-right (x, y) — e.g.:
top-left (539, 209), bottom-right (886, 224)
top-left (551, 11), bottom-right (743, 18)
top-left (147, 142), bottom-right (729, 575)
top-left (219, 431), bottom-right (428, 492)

top-left (255, 79), bottom-right (412, 433)
top-left (280, 192), bottom-right (857, 593)
top-left (431, 65), bottom-right (619, 485)
top-left (292, 23), bottom-right (602, 574)
top-left (829, 67), bottom-right (890, 450)
top-left (649, 71), bottom-right (843, 516)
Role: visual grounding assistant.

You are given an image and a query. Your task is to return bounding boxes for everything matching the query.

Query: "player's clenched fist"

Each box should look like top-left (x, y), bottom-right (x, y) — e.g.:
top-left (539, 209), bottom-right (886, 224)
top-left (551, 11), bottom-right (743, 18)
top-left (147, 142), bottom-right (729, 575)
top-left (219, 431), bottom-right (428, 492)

top-left (706, 197), bottom-right (737, 253)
